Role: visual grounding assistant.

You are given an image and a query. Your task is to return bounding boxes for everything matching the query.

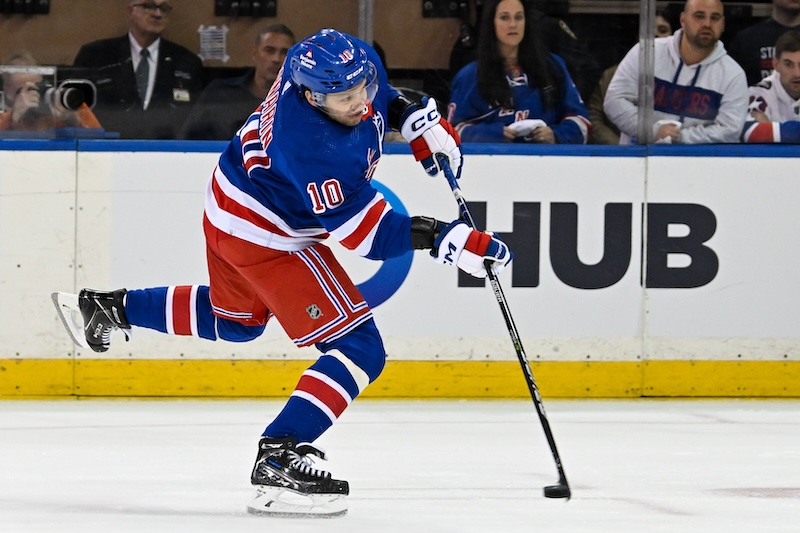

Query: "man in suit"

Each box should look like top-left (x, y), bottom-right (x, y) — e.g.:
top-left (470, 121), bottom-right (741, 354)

top-left (73, 0), bottom-right (203, 139)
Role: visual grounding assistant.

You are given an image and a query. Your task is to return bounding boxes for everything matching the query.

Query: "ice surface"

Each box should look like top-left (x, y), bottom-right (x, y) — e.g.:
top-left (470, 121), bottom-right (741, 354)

top-left (0, 399), bottom-right (798, 532)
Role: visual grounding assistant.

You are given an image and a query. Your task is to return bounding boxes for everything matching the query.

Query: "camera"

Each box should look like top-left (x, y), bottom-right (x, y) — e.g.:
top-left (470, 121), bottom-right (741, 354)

top-left (43, 79), bottom-right (97, 111)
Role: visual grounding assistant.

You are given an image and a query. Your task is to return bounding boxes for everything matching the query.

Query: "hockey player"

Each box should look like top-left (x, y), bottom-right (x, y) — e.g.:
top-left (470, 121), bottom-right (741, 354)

top-left (742, 30), bottom-right (800, 143)
top-left (52, 29), bottom-right (511, 518)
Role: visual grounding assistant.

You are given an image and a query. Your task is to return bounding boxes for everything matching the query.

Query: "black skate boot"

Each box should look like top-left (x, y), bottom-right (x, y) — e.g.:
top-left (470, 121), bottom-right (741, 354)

top-left (247, 437), bottom-right (349, 518)
top-left (79, 289), bottom-right (131, 353)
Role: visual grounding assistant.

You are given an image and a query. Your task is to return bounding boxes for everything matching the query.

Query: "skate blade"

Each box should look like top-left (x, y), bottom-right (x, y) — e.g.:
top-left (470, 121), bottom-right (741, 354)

top-left (51, 292), bottom-right (90, 349)
top-left (246, 487), bottom-right (347, 519)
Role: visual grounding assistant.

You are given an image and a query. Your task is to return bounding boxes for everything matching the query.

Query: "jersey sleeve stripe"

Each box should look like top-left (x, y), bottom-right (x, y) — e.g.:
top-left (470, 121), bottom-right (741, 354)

top-left (333, 195), bottom-right (390, 255)
top-left (212, 167), bottom-right (330, 238)
top-left (211, 175), bottom-right (290, 237)
top-left (743, 122), bottom-right (778, 143)
top-left (564, 115), bottom-right (591, 143)
top-left (205, 175), bottom-right (328, 251)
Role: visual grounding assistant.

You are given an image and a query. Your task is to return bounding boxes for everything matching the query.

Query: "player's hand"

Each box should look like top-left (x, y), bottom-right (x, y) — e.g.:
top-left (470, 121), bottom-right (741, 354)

top-left (400, 97), bottom-right (463, 179)
top-left (431, 221), bottom-right (512, 278)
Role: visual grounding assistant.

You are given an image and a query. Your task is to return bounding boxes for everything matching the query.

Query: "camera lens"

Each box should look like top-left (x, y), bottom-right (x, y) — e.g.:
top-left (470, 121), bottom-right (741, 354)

top-left (60, 87), bottom-right (85, 110)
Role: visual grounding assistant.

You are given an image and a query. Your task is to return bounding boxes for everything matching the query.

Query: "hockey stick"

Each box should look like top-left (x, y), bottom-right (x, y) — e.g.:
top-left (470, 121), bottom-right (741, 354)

top-left (435, 154), bottom-right (571, 500)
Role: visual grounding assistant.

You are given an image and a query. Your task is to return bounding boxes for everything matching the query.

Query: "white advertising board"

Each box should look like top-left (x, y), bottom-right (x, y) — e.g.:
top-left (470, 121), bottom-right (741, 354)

top-left (2, 149), bottom-right (798, 363)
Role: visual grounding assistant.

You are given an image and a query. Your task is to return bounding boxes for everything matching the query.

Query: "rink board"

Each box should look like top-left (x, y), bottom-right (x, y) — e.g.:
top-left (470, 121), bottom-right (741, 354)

top-left (1, 142), bottom-right (799, 397)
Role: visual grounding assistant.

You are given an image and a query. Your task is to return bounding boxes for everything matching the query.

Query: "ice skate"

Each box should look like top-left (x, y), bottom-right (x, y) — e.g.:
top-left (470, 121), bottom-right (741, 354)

top-left (246, 437), bottom-right (349, 518)
top-left (51, 289), bottom-right (131, 352)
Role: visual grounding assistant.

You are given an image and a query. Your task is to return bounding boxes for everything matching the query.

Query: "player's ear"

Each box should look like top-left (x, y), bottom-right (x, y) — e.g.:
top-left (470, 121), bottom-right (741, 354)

top-left (303, 88), bottom-right (317, 108)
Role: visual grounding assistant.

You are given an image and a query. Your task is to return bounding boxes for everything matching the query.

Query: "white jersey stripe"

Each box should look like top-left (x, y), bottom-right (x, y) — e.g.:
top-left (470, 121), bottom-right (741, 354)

top-left (165, 286), bottom-right (175, 335)
top-left (205, 179), bottom-right (324, 251)
top-left (329, 192), bottom-right (390, 256)
top-left (328, 349), bottom-right (371, 393)
top-left (305, 369), bottom-right (353, 405)
top-left (213, 167), bottom-right (324, 238)
top-left (292, 390), bottom-right (337, 423)
top-left (189, 285), bottom-right (199, 337)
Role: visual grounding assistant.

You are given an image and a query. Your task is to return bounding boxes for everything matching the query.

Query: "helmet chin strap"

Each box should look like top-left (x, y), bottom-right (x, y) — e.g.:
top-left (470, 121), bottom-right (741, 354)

top-left (362, 105), bottom-right (369, 115)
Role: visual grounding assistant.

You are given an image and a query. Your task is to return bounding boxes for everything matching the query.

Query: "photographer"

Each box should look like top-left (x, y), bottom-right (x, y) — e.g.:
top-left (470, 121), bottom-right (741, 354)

top-left (0, 51), bottom-right (100, 132)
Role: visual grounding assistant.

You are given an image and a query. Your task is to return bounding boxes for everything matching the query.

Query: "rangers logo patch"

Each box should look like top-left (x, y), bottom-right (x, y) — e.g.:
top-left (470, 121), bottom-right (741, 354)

top-left (306, 304), bottom-right (323, 320)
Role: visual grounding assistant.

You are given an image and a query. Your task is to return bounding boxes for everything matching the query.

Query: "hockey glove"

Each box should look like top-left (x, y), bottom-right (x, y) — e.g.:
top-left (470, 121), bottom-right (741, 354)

top-left (400, 97), bottom-right (463, 179)
top-left (431, 221), bottom-right (512, 278)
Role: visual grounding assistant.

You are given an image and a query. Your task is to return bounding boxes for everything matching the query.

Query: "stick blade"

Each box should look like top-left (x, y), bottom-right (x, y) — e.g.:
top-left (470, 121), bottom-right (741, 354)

top-left (543, 483), bottom-right (571, 500)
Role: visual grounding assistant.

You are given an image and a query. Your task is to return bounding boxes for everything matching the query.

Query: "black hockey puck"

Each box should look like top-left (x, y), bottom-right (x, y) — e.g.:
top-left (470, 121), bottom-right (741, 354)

top-left (543, 484), bottom-right (571, 499)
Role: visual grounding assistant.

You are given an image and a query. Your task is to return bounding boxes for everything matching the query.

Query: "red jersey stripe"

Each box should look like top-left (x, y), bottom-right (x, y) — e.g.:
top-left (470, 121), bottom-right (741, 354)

top-left (296, 374), bottom-right (349, 419)
top-left (339, 199), bottom-right (387, 250)
top-left (211, 177), bottom-right (291, 237)
top-left (171, 285), bottom-right (193, 336)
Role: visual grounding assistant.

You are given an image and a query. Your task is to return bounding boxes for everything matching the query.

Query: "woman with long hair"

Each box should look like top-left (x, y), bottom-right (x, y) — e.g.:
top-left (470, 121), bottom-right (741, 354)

top-left (447, 0), bottom-right (590, 143)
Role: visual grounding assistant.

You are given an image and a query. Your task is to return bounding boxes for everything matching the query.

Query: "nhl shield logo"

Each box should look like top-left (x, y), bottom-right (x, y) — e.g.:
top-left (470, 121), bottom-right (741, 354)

top-left (306, 304), bottom-right (323, 320)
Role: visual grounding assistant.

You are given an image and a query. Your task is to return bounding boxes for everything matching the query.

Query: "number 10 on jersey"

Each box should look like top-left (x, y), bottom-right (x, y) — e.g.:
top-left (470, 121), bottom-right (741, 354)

top-left (307, 179), bottom-right (344, 214)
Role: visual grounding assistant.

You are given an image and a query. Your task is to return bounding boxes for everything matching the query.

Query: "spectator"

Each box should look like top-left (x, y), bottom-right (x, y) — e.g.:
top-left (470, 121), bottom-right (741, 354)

top-left (73, 0), bottom-right (203, 139)
top-left (728, 0), bottom-right (800, 86)
top-left (604, 0), bottom-right (748, 144)
top-left (588, 12), bottom-right (673, 144)
top-left (180, 24), bottom-right (295, 140)
top-left (0, 51), bottom-right (101, 132)
top-left (742, 30), bottom-right (800, 143)
top-left (449, 0), bottom-right (601, 101)
top-left (448, 0), bottom-right (591, 144)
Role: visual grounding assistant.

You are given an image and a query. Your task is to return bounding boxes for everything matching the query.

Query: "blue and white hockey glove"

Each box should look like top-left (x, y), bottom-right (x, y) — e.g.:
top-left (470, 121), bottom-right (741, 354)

top-left (400, 97), bottom-right (463, 180)
top-left (431, 221), bottom-right (512, 278)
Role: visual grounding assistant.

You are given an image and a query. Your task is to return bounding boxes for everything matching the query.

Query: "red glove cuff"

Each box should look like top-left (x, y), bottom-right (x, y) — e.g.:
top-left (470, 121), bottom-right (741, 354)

top-left (464, 230), bottom-right (491, 256)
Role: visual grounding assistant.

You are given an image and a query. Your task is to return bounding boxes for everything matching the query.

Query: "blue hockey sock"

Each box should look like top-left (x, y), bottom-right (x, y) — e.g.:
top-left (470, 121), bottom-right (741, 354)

top-left (263, 319), bottom-right (386, 442)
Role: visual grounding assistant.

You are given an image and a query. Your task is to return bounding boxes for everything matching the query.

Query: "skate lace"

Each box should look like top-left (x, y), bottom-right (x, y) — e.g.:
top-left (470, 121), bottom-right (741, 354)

top-left (287, 450), bottom-right (331, 479)
top-left (96, 307), bottom-right (131, 344)
top-left (92, 310), bottom-right (117, 344)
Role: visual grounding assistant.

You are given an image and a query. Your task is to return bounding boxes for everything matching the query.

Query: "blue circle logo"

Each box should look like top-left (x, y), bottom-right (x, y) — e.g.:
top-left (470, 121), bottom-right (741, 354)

top-left (355, 180), bottom-right (413, 307)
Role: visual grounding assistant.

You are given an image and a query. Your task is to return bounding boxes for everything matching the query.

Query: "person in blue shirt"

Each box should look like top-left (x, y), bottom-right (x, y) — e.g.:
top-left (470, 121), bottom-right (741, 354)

top-left (448, 0), bottom-right (591, 144)
top-left (52, 29), bottom-right (511, 518)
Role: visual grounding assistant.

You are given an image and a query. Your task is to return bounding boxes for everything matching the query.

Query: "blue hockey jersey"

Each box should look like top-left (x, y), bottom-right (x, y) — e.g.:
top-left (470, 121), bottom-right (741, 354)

top-left (447, 54), bottom-right (591, 144)
top-left (205, 35), bottom-right (412, 261)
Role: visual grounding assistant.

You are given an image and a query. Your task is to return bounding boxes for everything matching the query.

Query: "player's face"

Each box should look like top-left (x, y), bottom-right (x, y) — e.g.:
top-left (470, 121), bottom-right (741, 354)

top-left (775, 50), bottom-right (800, 99)
top-left (317, 80), bottom-right (371, 127)
top-left (253, 32), bottom-right (294, 89)
top-left (680, 0), bottom-right (724, 50)
top-left (494, 0), bottom-right (525, 50)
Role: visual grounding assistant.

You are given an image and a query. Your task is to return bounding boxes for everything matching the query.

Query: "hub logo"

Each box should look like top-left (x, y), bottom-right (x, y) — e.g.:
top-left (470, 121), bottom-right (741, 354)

top-left (460, 201), bottom-right (719, 289)
top-left (355, 192), bottom-right (719, 309)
